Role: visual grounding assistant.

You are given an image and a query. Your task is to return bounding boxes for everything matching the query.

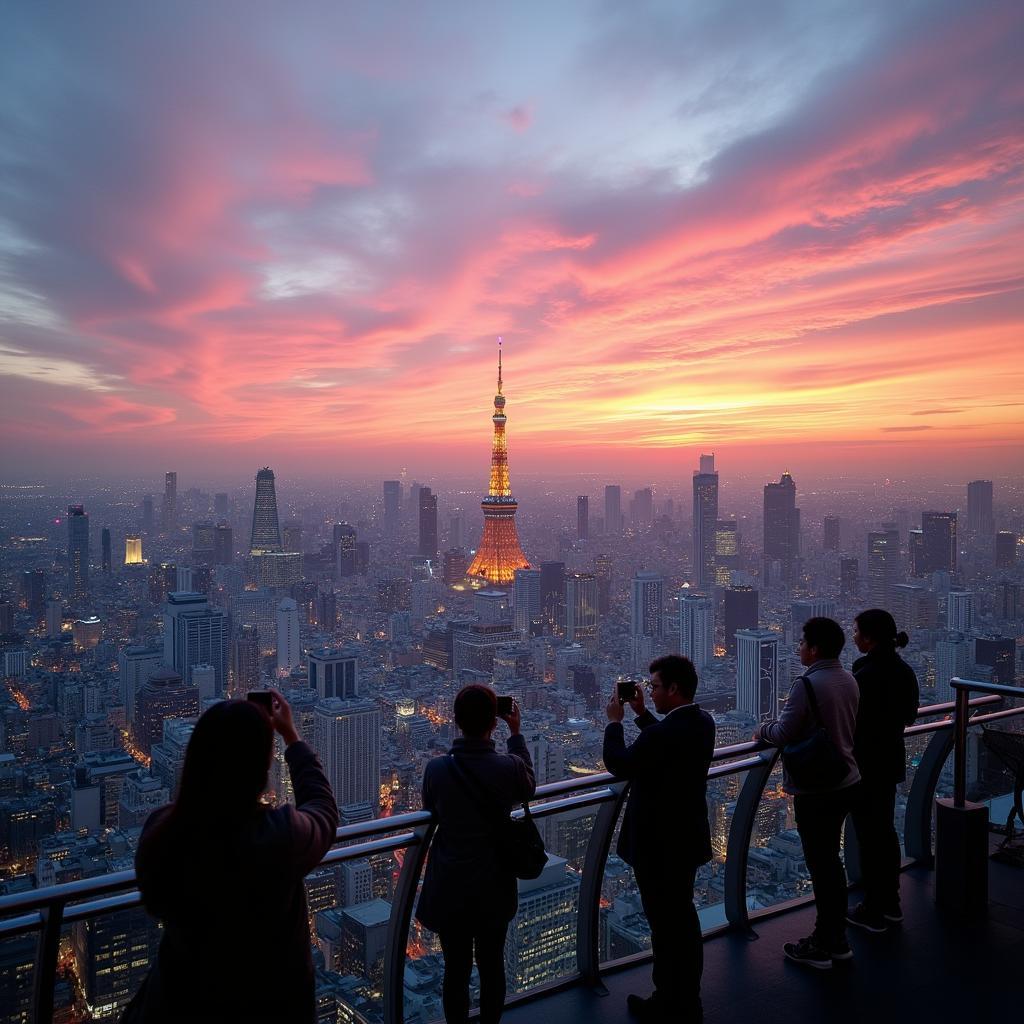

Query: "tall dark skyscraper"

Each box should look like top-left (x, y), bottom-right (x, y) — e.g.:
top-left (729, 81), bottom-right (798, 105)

top-left (692, 454), bottom-right (719, 590)
top-left (840, 557), bottom-right (859, 599)
top-left (921, 511), bottom-right (957, 574)
top-left (21, 569), bottom-right (46, 621)
top-left (996, 531), bottom-right (1017, 569)
top-left (540, 561), bottom-right (566, 634)
top-left (604, 485), bottom-right (622, 535)
top-left (723, 585), bottom-right (758, 656)
top-left (966, 480), bottom-right (994, 536)
top-left (101, 528), bottom-right (111, 574)
top-left (418, 487), bottom-right (438, 561)
top-left (335, 523), bottom-right (358, 577)
top-left (213, 523), bottom-right (233, 565)
top-left (763, 472), bottom-right (800, 582)
top-left (67, 505), bottom-right (89, 600)
top-left (631, 487), bottom-right (653, 530)
top-left (577, 496), bottom-right (589, 542)
top-left (823, 516), bottom-right (840, 551)
top-left (594, 553), bottom-right (612, 615)
top-left (867, 531), bottom-right (898, 605)
top-left (162, 471), bottom-right (177, 532)
top-left (383, 480), bottom-right (401, 539)
top-left (249, 468), bottom-right (283, 555)
top-left (142, 494), bottom-right (154, 532)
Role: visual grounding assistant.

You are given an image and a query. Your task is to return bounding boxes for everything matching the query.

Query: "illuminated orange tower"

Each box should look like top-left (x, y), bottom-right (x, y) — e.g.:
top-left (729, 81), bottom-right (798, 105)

top-left (467, 339), bottom-right (531, 585)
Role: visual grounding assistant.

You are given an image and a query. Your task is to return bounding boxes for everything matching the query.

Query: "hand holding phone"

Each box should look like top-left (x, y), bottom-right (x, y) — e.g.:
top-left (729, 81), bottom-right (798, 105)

top-left (617, 681), bottom-right (638, 703)
top-left (496, 695), bottom-right (514, 717)
top-left (247, 690), bottom-right (274, 715)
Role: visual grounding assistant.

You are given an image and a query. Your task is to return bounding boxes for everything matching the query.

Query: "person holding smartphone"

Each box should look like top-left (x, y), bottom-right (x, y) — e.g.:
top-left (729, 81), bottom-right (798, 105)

top-left (416, 685), bottom-right (535, 1024)
top-left (126, 691), bottom-right (338, 1023)
top-left (604, 656), bottom-right (715, 1024)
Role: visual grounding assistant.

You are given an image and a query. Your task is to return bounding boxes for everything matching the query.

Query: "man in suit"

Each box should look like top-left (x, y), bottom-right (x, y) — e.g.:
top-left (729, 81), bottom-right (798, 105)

top-left (604, 655), bottom-right (716, 1023)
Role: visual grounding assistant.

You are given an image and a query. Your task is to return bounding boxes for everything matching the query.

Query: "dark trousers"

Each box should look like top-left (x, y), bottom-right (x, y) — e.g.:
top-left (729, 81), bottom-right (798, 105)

top-left (633, 862), bottom-right (702, 1016)
top-left (850, 781), bottom-right (901, 914)
top-left (438, 923), bottom-right (509, 1024)
top-left (794, 784), bottom-right (859, 947)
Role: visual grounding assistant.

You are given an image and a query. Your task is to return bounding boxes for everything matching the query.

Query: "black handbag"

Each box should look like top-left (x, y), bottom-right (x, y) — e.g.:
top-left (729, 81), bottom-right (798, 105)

top-left (781, 676), bottom-right (851, 790)
top-left (447, 754), bottom-right (547, 880)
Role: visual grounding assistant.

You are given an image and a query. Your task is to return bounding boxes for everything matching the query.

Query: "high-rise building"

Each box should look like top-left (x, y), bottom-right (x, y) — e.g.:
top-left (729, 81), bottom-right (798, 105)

top-left (232, 625), bottom-right (261, 695)
top-left (867, 531), bottom-right (898, 607)
top-left (577, 496), bottom-right (589, 542)
top-left (692, 454), bottom-right (719, 589)
top-left (840, 557), bottom-right (859, 599)
top-left (21, 568), bottom-right (47, 621)
top-left (908, 529), bottom-right (925, 576)
top-left (736, 629), bottom-right (781, 722)
top-left (679, 593), bottom-right (714, 670)
top-left (714, 520), bottom-right (738, 587)
top-left (995, 531), bottom-right (1017, 569)
top-left (334, 523), bottom-right (357, 578)
top-left (466, 341), bottom-right (531, 584)
top-left (513, 568), bottom-right (542, 636)
top-left (418, 487), bottom-right (438, 562)
top-left (101, 528), bottom-right (111, 574)
top-left (124, 535), bottom-right (143, 565)
top-left (163, 592), bottom-right (228, 696)
top-left (540, 561), bottom-right (566, 634)
top-left (282, 520), bottom-right (303, 553)
top-left (314, 698), bottom-right (381, 816)
top-left (921, 511), bottom-right (957, 575)
top-left (967, 480), bottom-right (994, 537)
top-left (630, 572), bottom-right (664, 645)
top-left (249, 467), bottom-right (283, 555)
top-left (790, 599), bottom-right (838, 632)
top-left (947, 591), bottom-right (975, 635)
top-left (823, 516), bottom-right (841, 552)
top-left (382, 481), bottom-right (401, 540)
top-left (763, 472), bottom-right (800, 582)
top-left (118, 645), bottom-right (163, 725)
top-left (974, 636), bottom-right (1015, 685)
top-left (443, 548), bottom-right (469, 585)
top-left (564, 573), bottom-right (598, 652)
top-left (594, 554), bottom-right (612, 615)
top-left (448, 511), bottom-right (464, 551)
top-left (309, 647), bottom-right (360, 701)
top-left (935, 634), bottom-right (969, 703)
top-left (996, 581), bottom-right (1019, 622)
top-left (133, 667), bottom-right (201, 755)
top-left (67, 505), bottom-right (89, 600)
top-left (604, 485), bottom-right (622, 535)
top-left (631, 488), bottom-right (654, 530)
top-left (723, 586), bottom-right (758, 656)
top-left (214, 492), bottom-right (229, 517)
top-left (191, 521), bottom-right (215, 562)
top-left (142, 495), bottom-right (154, 532)
top-left (213, 523), bottom-right (233, 565)
top-left (162, 471), bottom-right (177, 532)
top-left (276, 598), bottom-right (301, 675)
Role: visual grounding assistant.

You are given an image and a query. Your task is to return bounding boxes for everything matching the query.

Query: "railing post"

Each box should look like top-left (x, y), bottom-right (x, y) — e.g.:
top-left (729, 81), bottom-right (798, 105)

top-left (383, 822), bottom-right (436, 1024)
top-left (953, 685), bottom-right (969, 808)
top-left (724, 748), bottom-right (779, 931)
top-left (576, 780), bottom-right (628, 989)
top-left (34, 899), bottom-right (65, 1024)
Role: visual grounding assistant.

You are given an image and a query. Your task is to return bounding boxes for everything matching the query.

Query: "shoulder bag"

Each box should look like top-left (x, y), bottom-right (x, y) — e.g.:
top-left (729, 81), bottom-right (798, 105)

top-left (781, 676), bottom-right (851, 790)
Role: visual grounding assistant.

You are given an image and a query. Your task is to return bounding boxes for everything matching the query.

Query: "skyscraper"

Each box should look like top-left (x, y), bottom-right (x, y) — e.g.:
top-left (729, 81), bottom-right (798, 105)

top-left (309, 647), bottom-right (360, 701)
top-left (418, 487), bottom-right (438, 562)
top-left (996, 531), bottom-right (1017, 568)
top-left (382, 481), bottom-right (401, 540)
top-left (577, 496), bottom-right (589, 542)
top-left (314, 698), bottom-right (381, 817)
top-left (604, 485), bottom-right (622, 535)
top-left (250, 468), bottom-right (283, 555)
top-left (763, 472), bottom-right (800, 582)
top-left (133, 667), bottom-right (200, 755)
top-left (908, 529), bottom-right (925, 576)
top-left (630, 572), bottom-right (664, 667)
top-left (564, 573), bottom-right (598, 652)
top-left (736, 629), bottom-right (781, 722)
top-left (334, 524), bottom-right (357, 578)
top-left (540, 561), bottom-right (566, 634)
top-left (935, 634), bottom-right (969, 703)
top-left (723, 586), bottom-right (758, 656)
top-left (513, 568), bottom-right (542, 636)
top-left (714, 520), bottom-right (738, 587)
top-left (124, 535), bottom-right (143, 565)
top-left (692, 454), bottom-right (719, 589)
top-left (840, 557), bottom-right (859, 599)
top-left (921, 511), bottom-right (957, 574)
top-left (67, 505), bottom-right (89, 600)
top-left (679, 593), bottom-right (714, 670)
top-left (232, 625), bottom-right (261, 695)
top-left (594, 554), bottom-right (612, 615)
top-left (214, 492), bottom-right (229, 517)
top-left (101, 528), bottom-right (111, 574)
top-left (163, 592), bottom-right (228, 696)
top-left (631, 488), bottom-right (653, 530)
top-left (213, 523), bottom-right (233, 565)
top-left (966, 480), bottom-right (994, 536)
top-left (466, 341), bottom-right (531, 584)
top-left (867, 531), bottom-right (898, 606)
top-left (118, 645), bottom-right (163, 725)
top-left (947, 591), bottom-right (975, 635)
top-left (276, 598), bottom-right (301, 675)
top-left (142, 495), bottom-right (154, 532)
top-left (823, 516), bottom-right (840, 552)
top-left (162, 471), bottom-right (177, 532)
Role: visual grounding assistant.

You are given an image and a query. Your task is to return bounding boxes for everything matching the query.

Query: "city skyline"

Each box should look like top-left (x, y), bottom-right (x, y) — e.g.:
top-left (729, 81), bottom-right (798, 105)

top-left (1, 2), bottom-right (1023, 477)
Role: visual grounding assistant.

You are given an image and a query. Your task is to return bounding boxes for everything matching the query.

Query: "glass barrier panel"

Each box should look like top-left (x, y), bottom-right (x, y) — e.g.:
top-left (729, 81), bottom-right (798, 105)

top-left (896, 728), bottom-right (937, 857)
top-left (0, 932), bottom-right (37, 1023)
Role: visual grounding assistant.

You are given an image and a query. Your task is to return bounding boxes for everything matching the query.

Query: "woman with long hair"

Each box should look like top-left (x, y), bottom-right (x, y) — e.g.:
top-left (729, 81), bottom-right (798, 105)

top-left (125, 692), bottom-right (338, 1023)
top-left (847, 609), bottom-right (920, 933)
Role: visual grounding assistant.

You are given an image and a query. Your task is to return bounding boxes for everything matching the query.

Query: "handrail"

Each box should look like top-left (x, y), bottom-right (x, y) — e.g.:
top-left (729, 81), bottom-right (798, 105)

top-left (950, 677), bottom-right (1022, 806)
top-left (5, 689), bottom-right (1023, 1024)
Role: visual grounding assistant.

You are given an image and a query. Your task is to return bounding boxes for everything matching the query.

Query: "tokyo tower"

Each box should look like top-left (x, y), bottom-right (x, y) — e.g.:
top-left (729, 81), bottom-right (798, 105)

top-left (466, 340), bottom-right (531, 585)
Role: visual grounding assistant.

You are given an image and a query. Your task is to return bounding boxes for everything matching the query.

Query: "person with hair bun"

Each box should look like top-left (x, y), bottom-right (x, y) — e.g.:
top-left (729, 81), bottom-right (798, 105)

top-left (847, 609), bottom-right (920, 933)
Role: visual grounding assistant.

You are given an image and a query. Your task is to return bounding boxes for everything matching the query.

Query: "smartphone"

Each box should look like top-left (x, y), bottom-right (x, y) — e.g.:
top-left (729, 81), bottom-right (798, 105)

top-left (247, 690), bottom-right (274, 715)
top-left (617, 680), bottom-right (639, 703)
top-left (496, 696), bottom-right (514, 717)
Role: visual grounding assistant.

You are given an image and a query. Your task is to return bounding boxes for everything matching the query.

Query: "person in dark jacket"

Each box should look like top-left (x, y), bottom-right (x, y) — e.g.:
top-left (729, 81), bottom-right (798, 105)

top-left (416, 685), bottom-right (535, 1024)
top-left (847, 608), bottom-right (920, 932)
top-left (127, 691), bottom-right (338, 1023)
top-left (603, 655), bottom-right (715, 1024)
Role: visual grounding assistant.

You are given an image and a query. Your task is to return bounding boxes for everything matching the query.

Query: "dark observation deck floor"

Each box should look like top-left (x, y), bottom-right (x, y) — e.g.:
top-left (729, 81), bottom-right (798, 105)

top-left (503, 839), bottom-right (1023, 1024)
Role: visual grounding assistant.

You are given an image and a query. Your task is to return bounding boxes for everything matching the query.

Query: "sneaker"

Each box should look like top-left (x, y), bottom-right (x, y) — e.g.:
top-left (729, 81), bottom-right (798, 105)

top-left (882, 905), bottom-right (904, 923)
top-left (783, 935), bottom-right (833, 970)
top-left (846, 903), bottom-right (887, 933)
top-left (829, 939), bottom-right (854, 962)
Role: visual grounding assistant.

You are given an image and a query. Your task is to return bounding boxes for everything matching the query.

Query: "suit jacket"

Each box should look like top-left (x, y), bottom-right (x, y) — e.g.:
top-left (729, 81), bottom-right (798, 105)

top-left (415, 735), bottom-right (535, 934)
top-left (852, 650), bottom-right (920, 785)
top-left (603, 703), bottom-right (715, 869)
top-left (131, 741), bottom-right (338, 1023)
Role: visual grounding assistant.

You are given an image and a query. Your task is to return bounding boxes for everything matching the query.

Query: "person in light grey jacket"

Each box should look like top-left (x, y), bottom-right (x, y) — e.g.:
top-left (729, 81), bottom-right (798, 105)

top-left (755, 617), bottom-right (860, 970)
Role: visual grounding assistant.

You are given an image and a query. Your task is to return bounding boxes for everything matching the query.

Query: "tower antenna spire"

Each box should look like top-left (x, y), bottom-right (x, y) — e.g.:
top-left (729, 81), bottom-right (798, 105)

top-left (497, 336), bottom-right (503, 395)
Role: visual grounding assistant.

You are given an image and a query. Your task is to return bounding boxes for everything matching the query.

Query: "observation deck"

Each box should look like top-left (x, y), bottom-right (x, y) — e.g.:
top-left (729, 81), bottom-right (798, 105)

top-left (2, 678), bottom-right (1021, 1023)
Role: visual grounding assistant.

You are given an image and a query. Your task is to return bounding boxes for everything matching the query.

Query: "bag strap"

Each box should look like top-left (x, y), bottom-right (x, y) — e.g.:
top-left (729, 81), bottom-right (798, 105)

top-left (799, 675), bottom-right (826, 730)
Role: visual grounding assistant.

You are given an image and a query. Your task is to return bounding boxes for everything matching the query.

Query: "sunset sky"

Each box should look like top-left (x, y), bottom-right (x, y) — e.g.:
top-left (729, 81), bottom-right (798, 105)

top-left (1, 1), bottom-right (1022, 481)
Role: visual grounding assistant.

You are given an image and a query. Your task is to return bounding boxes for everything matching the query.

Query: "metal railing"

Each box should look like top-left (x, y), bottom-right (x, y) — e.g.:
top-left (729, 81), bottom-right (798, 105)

top-left (951, 678), bottom-right (1024, 807)
top-left (2, 686), bottom-right (1021, 1024)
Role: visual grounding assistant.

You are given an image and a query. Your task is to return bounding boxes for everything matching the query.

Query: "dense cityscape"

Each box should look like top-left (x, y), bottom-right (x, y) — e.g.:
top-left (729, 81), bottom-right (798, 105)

top-left (0, 349), bottom-right (1020, 1020)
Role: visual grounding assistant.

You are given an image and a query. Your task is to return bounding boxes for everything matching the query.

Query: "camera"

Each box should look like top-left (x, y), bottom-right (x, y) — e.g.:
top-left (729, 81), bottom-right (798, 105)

top-left (617, 680), bottom-right (639, 703)
top-left (247, 690), bottom-right (274, 715)
top-left (496, 695), bottom-right (514, 717)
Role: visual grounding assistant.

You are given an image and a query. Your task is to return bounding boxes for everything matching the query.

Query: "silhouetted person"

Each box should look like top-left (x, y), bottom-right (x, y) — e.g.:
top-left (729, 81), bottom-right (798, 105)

top-left (603, 655), bottom-right (715, 1023)
top-left (416, 685), bottom-right (535, 1024)
top-left (755, 617), bottom-right (860, 969)
top-left (126, 692), bottom-right (338, 1023)
top-left (847, 609), bottom-right (919, 932)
